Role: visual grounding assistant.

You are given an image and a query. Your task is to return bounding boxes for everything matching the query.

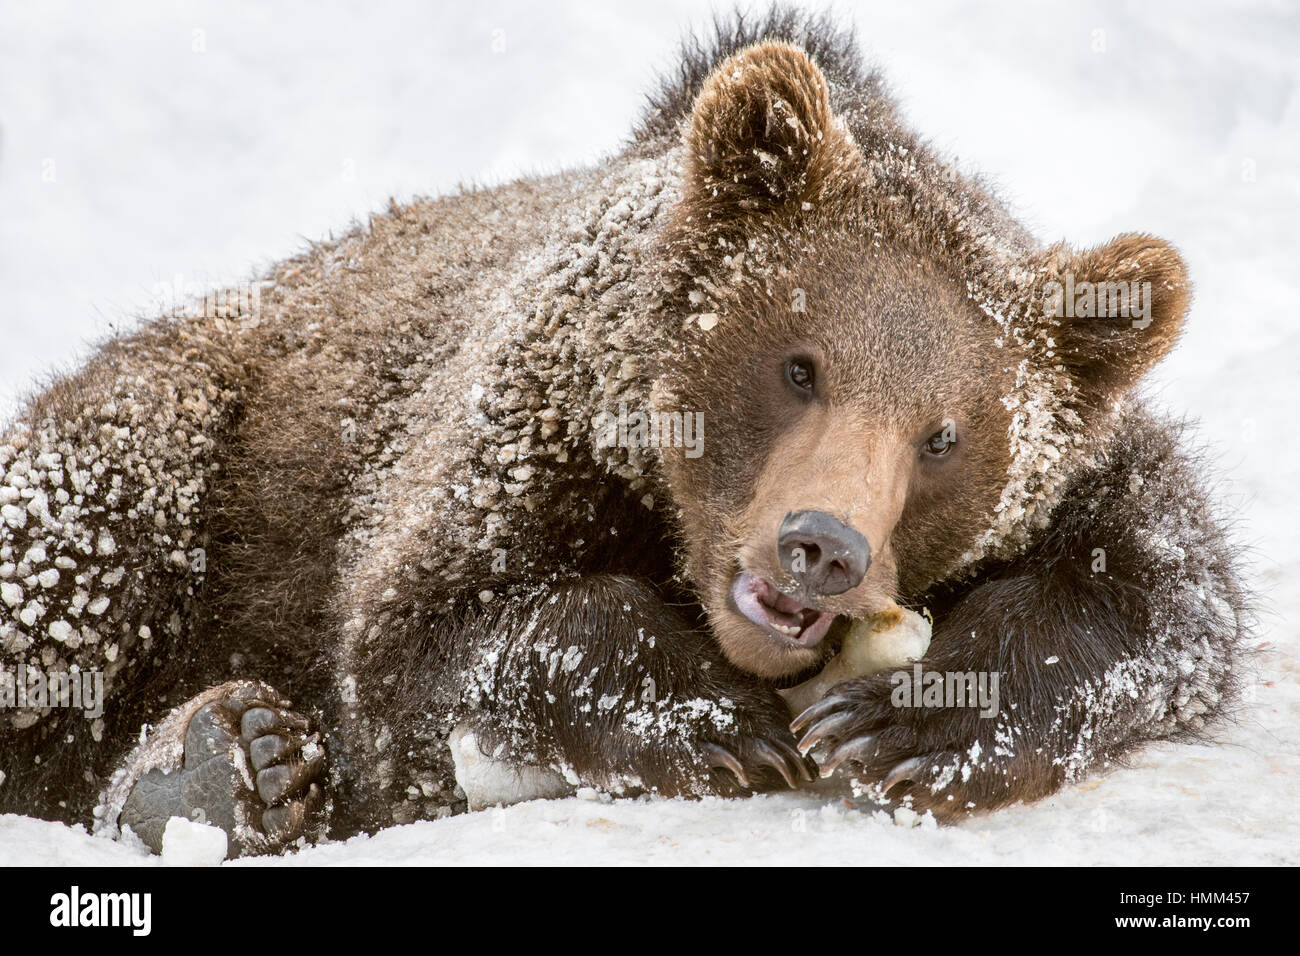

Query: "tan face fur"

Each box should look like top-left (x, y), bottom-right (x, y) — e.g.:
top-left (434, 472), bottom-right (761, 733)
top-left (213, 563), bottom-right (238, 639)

top-left (659, 250), bottom-right (1017, 679)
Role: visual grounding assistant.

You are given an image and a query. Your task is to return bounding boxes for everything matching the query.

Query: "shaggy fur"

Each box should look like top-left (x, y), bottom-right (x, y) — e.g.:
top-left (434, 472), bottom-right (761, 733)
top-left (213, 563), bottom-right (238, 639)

top-left (0, 7), bottom-right (1247, 848)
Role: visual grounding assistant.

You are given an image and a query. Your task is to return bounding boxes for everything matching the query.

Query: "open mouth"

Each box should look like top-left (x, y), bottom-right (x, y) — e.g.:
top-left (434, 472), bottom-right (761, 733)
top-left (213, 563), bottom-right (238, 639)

top-left (729, 572), bottom-right (837, 648)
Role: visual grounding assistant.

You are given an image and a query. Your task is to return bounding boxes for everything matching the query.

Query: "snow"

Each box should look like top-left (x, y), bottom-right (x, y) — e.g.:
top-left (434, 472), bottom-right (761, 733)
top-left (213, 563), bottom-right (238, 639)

top-left (448, 723), bottom-right (573, 810)
top-left (1, 0), bottom-right (1297, 864)
top-left (159, 817), bottom-right (228, 867)
top-left (2, 752), bottom-right (1295, 865)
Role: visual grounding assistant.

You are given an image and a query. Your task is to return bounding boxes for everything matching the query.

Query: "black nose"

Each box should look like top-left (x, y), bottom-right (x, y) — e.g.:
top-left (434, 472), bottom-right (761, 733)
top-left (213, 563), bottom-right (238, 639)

top-left (778, 510), bottom-right (871, 596)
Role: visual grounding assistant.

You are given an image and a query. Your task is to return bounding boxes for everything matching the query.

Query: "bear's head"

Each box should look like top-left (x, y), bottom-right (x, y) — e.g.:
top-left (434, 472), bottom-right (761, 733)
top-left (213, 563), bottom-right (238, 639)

top-left (652, 42), bottom-right (1191, 679)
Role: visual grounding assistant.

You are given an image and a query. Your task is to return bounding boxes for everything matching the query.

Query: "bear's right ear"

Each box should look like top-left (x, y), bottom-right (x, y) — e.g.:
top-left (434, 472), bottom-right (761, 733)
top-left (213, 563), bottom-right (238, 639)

top-left (681, 42), bottom-right (858, 223)
top-left (1039, 233), bottom-right (1191, 413)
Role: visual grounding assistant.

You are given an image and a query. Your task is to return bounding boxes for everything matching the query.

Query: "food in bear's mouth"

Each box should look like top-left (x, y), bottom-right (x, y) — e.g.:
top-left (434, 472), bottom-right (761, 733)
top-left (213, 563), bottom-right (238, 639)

top-left (729, 572), bottom-right (837, 646)
top-left (777, 605), bottom-right (932, 717)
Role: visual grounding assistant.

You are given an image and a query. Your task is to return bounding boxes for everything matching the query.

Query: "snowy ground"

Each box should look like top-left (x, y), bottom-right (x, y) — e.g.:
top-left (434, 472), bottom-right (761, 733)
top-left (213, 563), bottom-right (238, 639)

top-left (1, 0), bottom-right (1297, 865)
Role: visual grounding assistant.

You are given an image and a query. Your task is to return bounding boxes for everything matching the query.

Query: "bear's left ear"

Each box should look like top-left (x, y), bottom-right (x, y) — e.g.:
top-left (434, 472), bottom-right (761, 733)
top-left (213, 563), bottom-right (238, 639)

top-left (681, 41), bottom-right (859, 224)
top-left (1040, 233), bottom-right (1191, 410)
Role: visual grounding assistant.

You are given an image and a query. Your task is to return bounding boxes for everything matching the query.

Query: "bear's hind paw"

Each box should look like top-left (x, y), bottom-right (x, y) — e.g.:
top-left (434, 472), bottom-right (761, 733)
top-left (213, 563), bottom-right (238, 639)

top-left (116, 679), bottom-right (327, 857)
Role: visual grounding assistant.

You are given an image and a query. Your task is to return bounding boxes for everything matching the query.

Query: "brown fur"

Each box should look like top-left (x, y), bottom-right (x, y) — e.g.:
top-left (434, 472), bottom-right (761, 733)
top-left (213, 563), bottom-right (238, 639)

top-left (0, 10), bottom-right (1246, 842)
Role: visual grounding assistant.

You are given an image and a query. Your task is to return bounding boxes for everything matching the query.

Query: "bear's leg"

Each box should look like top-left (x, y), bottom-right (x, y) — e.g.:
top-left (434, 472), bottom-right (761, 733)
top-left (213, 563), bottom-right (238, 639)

top-left (793, 564), bottom-right (1241, 818)
top-left (337, 573), bottom-right (813, 827)
top-left (0, 322), bottom-right (245, 819)
top-left (448, 574), bottom-right (815, 797)
top-left (104, 679), bottom-right (327, 856)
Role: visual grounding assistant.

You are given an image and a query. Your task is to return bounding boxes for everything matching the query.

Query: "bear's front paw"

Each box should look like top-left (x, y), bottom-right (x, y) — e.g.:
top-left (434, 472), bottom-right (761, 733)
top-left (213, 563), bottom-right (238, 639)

top-left (790, 675), bottom-right (1033, 819)
top-left (119, 680), bottom-right (326, 856)
top-left (695, 702), bottom-right (817, 794)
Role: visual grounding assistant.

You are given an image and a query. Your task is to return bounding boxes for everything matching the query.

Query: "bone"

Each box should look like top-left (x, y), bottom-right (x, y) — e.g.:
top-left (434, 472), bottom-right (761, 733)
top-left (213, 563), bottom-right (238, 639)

top-left (777, 605), bottom-right (932, 717)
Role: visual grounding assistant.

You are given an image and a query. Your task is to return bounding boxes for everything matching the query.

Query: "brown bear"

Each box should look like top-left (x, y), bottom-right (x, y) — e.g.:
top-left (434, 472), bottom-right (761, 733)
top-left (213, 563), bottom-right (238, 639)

top-left (0, 8), bottom-right (1246, 854)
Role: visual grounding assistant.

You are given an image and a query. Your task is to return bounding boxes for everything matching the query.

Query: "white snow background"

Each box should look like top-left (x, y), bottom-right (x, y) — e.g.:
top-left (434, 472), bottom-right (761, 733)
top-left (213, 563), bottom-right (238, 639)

top-left (0, 0), bottom-right (1296, 865)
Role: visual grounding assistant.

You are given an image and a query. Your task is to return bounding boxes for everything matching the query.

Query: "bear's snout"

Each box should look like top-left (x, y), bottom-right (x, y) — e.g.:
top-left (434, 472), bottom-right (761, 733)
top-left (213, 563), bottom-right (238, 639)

top-left (777, 509), bottom-right (871, 597)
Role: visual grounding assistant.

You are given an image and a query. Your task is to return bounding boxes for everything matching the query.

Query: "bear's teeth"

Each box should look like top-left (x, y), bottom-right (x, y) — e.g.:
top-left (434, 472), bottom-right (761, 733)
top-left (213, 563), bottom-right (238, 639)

top-left (772, 622), bottom-right (802, 636)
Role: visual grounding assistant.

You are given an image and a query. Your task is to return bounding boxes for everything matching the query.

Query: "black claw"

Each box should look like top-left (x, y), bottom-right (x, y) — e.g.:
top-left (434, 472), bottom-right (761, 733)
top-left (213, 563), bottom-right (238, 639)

top-left (702, 743), bottom-right (750, 788)
top-left (796, 711), bottom-right (857, 756)
top-left (882, 756), bottom-right (928, 793)
top-left (753, 740), bottom-right (799, 788)
top-left (819, 734), bottom-right (880, 778)
top-left (790, 694), bottom-right (849, 734)
top-left (772, 739), bottom-right (815, 783)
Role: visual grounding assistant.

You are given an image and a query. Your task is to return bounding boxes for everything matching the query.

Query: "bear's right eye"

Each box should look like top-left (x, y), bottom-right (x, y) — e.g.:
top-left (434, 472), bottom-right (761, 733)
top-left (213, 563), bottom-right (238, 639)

top-left (786, 357), bottom-right (816, 394)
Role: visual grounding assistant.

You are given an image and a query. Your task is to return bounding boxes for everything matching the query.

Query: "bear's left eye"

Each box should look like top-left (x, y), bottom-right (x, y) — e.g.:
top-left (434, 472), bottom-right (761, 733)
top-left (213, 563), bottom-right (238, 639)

top-left (786, 357), bottom-right (816, 393)
top-left (923, 431), bottom-right (955, 457)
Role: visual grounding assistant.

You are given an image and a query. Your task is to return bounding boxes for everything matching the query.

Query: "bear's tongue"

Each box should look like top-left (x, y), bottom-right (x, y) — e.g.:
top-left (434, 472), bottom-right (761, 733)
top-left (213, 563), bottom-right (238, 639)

top-left (730, 573), bottom-right (835, 647)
